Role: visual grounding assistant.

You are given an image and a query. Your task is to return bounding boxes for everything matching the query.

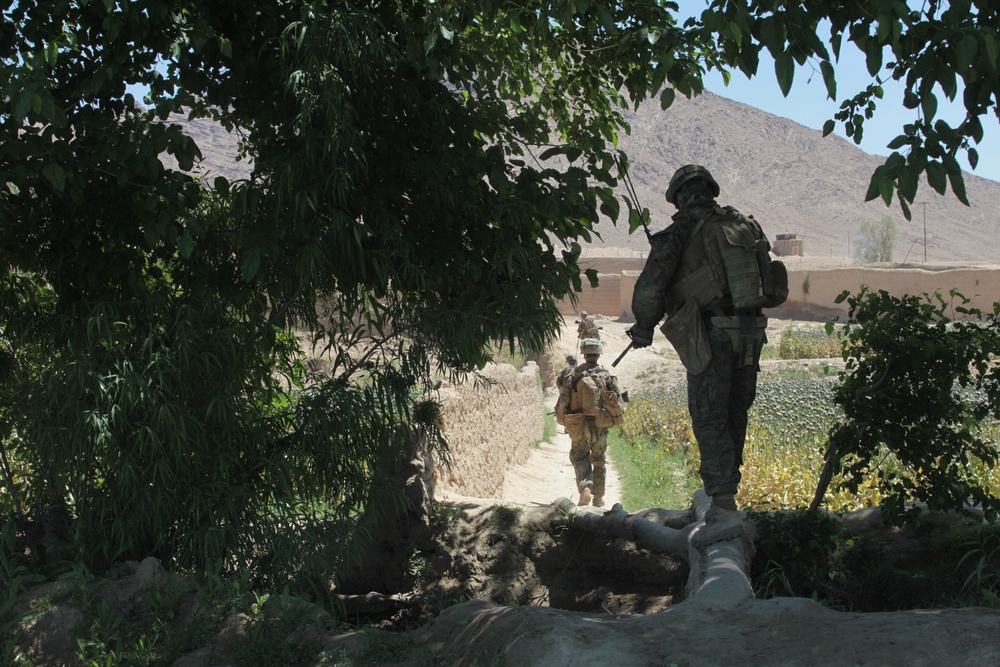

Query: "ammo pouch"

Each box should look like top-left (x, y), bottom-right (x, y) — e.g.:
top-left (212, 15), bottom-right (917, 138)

top-left (596, 390), bottom-right (625, 428)
top-left (708, 314), bottom-right (768, 368)
top-left (660, 299), bottom-right (712, 375)
top-left (563, 412), bottom-right (588, 441)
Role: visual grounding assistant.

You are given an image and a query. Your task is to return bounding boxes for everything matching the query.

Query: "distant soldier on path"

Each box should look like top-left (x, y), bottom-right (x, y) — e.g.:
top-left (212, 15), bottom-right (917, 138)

top-left (555, 354), bottom-right (577, 391)
top-left (576, 312), bottom-right (601, 355)
top-left (554, 338), bottom-right (624, 507)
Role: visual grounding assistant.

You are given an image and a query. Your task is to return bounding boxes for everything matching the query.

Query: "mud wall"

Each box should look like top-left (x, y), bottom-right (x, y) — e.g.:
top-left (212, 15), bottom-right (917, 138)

top-left (560, 262), bottom-right (1000, 321)
top-left (779, 265), bottom-right (1000, 318)
top-left (435, 362), bottom-right (544, 498)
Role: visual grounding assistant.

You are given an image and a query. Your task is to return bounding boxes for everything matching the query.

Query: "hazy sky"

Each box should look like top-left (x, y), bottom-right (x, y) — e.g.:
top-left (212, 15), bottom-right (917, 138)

top-left (677, 2), bottom-right (1000, 184)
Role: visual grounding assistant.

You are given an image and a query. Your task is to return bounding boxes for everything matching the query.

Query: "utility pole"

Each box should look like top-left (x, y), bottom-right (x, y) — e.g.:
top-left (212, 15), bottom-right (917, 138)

top-left (920, 202), bottom-right (928, 262)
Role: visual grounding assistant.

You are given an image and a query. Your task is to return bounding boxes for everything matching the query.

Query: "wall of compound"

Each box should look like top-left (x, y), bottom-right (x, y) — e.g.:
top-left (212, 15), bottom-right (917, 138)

top-left (434, 362), bottom-right (544, 499)
top-left (558, 263), bottom-right (1000, 322)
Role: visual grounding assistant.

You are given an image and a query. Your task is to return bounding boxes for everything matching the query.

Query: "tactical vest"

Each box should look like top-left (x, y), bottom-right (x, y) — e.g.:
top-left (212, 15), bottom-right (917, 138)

top-left (669, 205), bottom-right (787, 312)
top-left (569, 368), bottom-right (624, 428)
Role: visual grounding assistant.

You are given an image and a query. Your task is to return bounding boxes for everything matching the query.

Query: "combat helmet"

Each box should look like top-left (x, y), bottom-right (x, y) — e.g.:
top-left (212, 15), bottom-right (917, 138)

top-left (580, 338), bottom-right (603, 355)
top-left (665, 164), bottom-right (720, 205)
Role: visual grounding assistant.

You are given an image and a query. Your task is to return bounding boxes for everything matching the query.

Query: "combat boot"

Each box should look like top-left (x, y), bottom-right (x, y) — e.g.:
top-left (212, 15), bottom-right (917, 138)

top-left (592, 496), bottom-right (604, 508)
top-left (578, 482), bottom-right (592, 506)
top-left (692, 505), bottom-right (745, 547)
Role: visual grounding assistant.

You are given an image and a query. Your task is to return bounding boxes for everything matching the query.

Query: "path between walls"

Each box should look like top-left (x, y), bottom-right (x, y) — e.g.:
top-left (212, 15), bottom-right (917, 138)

top-left (496, 388), bottom-right (622, 509)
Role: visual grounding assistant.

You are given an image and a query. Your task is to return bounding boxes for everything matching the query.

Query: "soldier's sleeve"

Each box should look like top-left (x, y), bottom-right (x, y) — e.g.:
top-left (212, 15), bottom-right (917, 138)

top-left (631, 216), bottom-right (698, 332)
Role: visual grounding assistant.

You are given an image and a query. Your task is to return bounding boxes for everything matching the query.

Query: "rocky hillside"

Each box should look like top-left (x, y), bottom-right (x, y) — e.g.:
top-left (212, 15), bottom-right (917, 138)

top-left (175, 90), bottom-right (1000, 263)
top-left (599, 91), bottom-right (1000, 263)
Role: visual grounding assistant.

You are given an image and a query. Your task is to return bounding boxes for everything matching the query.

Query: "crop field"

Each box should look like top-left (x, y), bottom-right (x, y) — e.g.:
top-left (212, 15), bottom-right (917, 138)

top-left (612, 326), bottom-right (1000, 514)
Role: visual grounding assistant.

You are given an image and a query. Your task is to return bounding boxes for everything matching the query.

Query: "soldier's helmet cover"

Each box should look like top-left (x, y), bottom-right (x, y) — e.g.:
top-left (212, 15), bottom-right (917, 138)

top-left (580, 338), bottom-right (603, 355)
top-left (566, 354), bottom-right (577, 365)
top-left (579, 311), bottom-right (588, 317)
top-left (665, 164), bottom-right (720, 205)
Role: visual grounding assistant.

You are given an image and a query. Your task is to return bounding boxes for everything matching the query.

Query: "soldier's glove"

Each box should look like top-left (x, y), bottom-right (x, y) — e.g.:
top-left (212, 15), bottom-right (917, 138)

top-left (626, 325), bottom-right (654, 348)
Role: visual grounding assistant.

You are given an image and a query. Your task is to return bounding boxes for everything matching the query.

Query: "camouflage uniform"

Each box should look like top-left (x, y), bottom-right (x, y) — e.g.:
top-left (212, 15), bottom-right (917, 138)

top-left (629, 174), bottom-right (764, 503)
top-left (576, 313), bottom-right (600, 341)
top-left (555, 355), bottom-right (577, 391)
top-left (555, 342), bottom-right (622, 506)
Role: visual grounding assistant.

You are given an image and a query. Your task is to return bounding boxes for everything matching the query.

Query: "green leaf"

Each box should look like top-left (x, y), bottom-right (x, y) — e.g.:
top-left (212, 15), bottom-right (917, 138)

top-left (956, 34), bottom-right (978, 71)
top-left (886, 134), bottom-right (908, 150)
top-left (984, 33), bottom-right (998, 74)
top-left (926, 161), bottom-right (947, 195)
top-left (921, 93), bottom-right (937, 121)
top-left (241, 248), bottom-right (262, 282)
top-left (946, 162), bottom-right (970, 206)
top-left (599, 194), bottom-right (620, 221)
top-left (865, 39), bottom-right (883, 76)
top-left (659, 87), bottom-right (675, 111)
top-left (774, 52), bottom-right (794, 97)
top-left (727, 21), bottom-right (743, 48)
top-left (423, 30), bottom-right (438, 54)
top-left (41, 162), bottom-right (65, 192)
top-left (865, 166), bottom-right (886, 202)
top-left (820, 60), bottom-right (836, 100)
top-left (899, 164), bottom-right (918, 203)
top-left (822, 119), bottom-right (836, 136)
top-left (177, 234), bottom-right (194, 259)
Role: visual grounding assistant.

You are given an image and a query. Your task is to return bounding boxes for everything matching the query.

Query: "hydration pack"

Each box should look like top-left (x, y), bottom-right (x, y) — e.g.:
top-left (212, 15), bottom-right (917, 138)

top-left (670, 206), bottom-right (788, 310)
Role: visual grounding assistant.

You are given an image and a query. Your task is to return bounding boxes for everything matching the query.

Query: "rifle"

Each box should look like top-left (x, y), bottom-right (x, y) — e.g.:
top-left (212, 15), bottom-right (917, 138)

top-left (611, 342), bottom-right (633, 368)
top-left (615, 153), bottom-right (652, 242)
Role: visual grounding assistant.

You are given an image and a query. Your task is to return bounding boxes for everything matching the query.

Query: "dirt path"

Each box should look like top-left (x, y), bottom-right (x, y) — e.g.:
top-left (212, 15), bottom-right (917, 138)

top-left (498, 387), bottom-right (622, 508)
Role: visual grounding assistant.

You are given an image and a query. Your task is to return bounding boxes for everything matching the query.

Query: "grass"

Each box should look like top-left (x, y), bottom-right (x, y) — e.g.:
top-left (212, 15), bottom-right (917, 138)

top-left (616, 320), bottom-right (1000, 513)
top-left (607, 427), bottom-right (701, 511)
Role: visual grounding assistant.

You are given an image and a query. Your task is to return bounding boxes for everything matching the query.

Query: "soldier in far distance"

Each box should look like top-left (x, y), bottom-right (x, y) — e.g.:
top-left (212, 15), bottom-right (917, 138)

top-left (576, 311), bottom-right (601, 344)
top-left (555, 354), bottom-right (577, 391)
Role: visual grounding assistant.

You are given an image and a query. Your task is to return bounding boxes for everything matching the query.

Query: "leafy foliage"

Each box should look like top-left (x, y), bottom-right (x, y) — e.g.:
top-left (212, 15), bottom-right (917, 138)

top-left (0, 0), bottom-right (713, 581)
top-left (695, 0), bottom-right (1000, 216)
top-left (776, 326), bottom-right (843, 360)
top-left (749, 509), bottom-right (854, 602)
top-left (812, 288), bottom-right (1000, 524)
top-left (853, 216), bottom-right (898, 263)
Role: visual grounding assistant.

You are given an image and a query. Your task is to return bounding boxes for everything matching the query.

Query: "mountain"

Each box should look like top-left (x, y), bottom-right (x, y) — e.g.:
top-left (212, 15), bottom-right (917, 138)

top-left (177, 89), bottom-right (1000, 263)
top-left (598, 91), bottom-right (1000, 263)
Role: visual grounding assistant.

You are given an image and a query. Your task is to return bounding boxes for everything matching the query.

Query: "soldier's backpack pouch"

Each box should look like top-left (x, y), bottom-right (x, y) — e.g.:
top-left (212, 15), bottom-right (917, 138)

top-left (598, 390), bottom-right (625, 428)
top-left (763, 259), bottom-right (789, 308)
top-left (660, 299), bottom-right (712, 375)
top-left (570, 374), bottom-right (602, 416)
top-left (563, 412), bottom-right (587, 441)
top-left (707, 315), bottom-right (768, 368)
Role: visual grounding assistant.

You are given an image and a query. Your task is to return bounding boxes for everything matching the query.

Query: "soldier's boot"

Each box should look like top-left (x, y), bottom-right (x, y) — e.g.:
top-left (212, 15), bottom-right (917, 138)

top-left (578, 482), bottom-right (592, 506)
top-left (592, 496), bottom-right (604, 508)
top-left (692, 505), bottom-right (745, 547)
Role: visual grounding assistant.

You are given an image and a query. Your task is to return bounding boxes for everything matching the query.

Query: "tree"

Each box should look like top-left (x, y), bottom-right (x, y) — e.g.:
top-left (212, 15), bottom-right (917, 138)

top-left (853, 216), bottom-right (898, 263)
top-left (811, 288), bottom-right (1000, 524)
top-left (0, 0), bottom-right (713, 581)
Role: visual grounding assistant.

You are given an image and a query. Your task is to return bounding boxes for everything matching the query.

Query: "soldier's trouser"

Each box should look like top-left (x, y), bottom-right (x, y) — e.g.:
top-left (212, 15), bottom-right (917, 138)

top-left (687, 324), bottom-right (759, 497)
top-left (568, 418), bottom-right (608, 497)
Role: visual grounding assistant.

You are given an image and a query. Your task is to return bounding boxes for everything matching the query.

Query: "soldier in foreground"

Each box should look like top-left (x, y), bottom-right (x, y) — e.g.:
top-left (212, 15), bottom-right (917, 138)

top-left (554, 338), bottom-right (624, 507)
top-left (627, 164), bottom-right (786, 546)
